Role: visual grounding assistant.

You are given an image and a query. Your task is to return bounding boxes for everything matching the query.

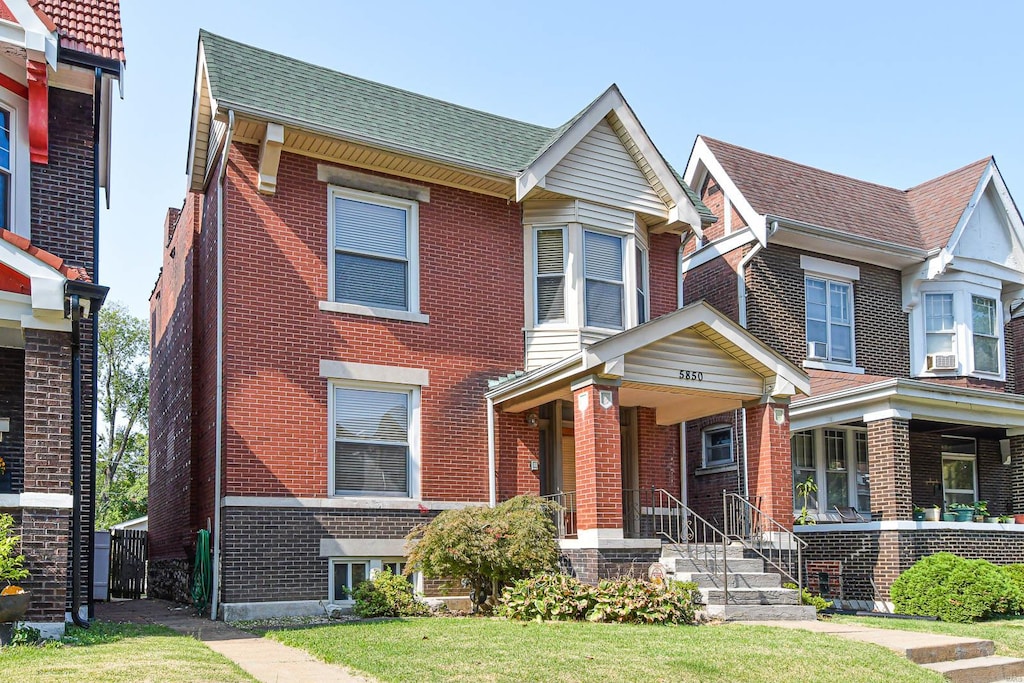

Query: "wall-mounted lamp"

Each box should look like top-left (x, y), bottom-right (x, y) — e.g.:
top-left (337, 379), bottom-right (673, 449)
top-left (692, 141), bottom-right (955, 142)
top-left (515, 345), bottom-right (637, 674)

top-left (773, 408), bottom-right (786, 425)
top-left (525, 413), bottom-right (539, 428)
top-left (529, 460), bottom-right (539, 471)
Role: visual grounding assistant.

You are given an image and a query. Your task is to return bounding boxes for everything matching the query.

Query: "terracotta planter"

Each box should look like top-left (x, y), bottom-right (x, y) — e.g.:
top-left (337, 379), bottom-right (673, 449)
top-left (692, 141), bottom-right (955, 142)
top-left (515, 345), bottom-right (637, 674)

top-left (0, 591), bottom-right (29, 622)
top-left (1014, 514), bottom-right (1024, 524)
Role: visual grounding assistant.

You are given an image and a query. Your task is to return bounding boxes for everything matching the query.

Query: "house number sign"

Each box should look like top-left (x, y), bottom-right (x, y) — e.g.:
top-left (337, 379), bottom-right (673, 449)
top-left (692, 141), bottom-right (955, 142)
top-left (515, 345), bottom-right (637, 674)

top-left (678, 369), bottom-right (704, 381)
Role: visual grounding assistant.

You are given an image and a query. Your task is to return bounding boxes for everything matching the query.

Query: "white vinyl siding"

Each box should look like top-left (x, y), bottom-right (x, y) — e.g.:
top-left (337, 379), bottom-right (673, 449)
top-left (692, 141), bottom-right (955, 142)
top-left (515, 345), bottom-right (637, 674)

top-left (524, 329), bottom-right (582, 371)
top-left (584, 230), bottom-right (624, 330)
top-left (333, 386), bottom-right (412, 497)
top-left (329, 187), bottom-right (418, 313)
top-left (623, 330), bottom-right (764, 396)
top-left (545, 119), bottom-right (666, 219)
top-left (535, 228), bottom-right (566, 324)
top-left (972, 295), bottom-right (999, 373)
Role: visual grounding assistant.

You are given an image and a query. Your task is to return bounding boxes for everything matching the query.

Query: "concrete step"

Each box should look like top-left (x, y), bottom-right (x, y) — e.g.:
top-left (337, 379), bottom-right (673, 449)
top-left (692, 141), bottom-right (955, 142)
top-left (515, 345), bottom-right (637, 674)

top-left (904, 639), bottom-right (995, 665)
top-left (677, 572), bottom-right (782, 589)
top-left (665, 557), bottom-right (765, 574)
top-left (704, 604), bottom-right (817, 621)
top-left (701, 587), bottom-right (801, 605)
top-left (661, 543), bottom-right (749, 560)
top-left (922, 655), bottom-right (1024, 683)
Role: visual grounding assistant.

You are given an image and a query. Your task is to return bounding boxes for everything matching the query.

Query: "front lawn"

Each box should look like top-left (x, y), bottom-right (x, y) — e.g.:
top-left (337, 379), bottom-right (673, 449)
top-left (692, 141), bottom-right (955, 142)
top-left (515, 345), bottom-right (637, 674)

top-left (264, 618), bottom-right (942, 682)
top-left (833, 614), bottom-right (1024, 658)
top-left (0, 622), bottom-right (256, 683)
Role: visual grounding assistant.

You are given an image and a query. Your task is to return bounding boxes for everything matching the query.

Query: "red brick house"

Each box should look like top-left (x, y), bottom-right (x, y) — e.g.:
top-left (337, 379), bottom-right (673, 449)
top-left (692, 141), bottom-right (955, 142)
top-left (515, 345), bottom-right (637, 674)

top-left (681, 137), bottom-right (1024, 608)
top-left (0, 0), bottom-right (124, 636)
top-left (149, 32), bottom-right (816, 621)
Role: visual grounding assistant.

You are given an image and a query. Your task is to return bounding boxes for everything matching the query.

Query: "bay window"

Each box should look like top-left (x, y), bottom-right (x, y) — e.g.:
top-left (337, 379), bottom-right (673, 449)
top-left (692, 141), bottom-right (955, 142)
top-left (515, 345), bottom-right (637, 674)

top-left (915, 285), bottom-right (1003, 378)
top-left (535, 227), bottom-right (566, 324)
top-left (972, 296), bottom-right (999, 373)
top-left (583, 230), bottom-right (625, 330)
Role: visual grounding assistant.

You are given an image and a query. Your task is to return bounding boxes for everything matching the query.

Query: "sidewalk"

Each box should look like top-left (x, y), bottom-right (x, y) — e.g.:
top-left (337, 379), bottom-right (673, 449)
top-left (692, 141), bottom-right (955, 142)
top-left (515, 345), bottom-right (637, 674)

top-left (95, 599), bottom-right (374, 683)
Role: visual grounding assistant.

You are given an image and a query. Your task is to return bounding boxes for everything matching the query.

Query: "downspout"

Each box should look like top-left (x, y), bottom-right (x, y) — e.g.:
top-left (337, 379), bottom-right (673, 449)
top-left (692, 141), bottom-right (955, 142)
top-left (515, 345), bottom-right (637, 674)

top-left (486, 398), bottom-right (495, 507)
top-left (69, 294), bottom-right (88, 628)
top-left (87, 66), bottom-right (102, 620)
top-left (210, 110), bottom-right (235, 621)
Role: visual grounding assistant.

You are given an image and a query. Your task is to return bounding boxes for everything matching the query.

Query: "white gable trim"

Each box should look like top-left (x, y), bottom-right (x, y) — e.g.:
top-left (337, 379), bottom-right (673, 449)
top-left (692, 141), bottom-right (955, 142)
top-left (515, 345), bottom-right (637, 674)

top-left (943, 160), bottom-right (995, 258)
top-left (516, 86), bottom-right (702, 233)
top-left (683, 136), bottom-right (766, 245)
top-left (1, 0), bottom-right (57, 68)
top-left (0, 238), bottom-right (65, 313)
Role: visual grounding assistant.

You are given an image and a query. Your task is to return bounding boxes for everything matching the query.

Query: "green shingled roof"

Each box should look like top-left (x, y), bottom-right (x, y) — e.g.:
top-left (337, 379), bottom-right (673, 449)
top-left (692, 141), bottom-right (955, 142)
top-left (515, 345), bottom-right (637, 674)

top-left (199, 30), bottom-right (713, 220)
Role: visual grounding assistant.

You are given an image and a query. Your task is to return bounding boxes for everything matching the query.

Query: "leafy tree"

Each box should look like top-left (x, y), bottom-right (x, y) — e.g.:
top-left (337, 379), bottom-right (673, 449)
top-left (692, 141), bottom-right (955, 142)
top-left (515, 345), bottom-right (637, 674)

top-left (405, 495), bottom-right (560, 612)
top-left (95, 302), bottom-right (150, 529)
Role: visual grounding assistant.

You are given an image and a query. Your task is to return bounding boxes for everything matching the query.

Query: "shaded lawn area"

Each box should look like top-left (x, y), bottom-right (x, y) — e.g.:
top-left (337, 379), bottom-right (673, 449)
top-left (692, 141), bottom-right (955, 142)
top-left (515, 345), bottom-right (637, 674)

top-left (834, 614), bottom-right (1024, 658)
top-left (0, 622), bottom-right (256, 683)
top-left (264, 618), bottom-right (943, 683)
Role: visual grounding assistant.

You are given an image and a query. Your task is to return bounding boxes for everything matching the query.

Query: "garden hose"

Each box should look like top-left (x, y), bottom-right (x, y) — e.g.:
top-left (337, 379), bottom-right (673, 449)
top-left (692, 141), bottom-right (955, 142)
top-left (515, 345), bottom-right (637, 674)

top-left (191, 529), bottom-right (212, 613)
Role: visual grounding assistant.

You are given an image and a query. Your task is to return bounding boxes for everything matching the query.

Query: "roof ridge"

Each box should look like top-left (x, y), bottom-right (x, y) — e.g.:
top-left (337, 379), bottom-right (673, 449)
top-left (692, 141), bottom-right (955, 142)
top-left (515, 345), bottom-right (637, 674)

top-left (904, 156), bottom-right (992, 194)
top-left (200, 30), bottom-right (559, 139)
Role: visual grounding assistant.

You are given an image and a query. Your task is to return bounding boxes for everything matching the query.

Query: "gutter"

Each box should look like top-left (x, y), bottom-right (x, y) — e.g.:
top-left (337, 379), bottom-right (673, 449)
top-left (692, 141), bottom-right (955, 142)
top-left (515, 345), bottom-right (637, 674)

top-left (210, 110), bottom-right (235, 621)
top-left (767, 214), bottom-right (928, 261)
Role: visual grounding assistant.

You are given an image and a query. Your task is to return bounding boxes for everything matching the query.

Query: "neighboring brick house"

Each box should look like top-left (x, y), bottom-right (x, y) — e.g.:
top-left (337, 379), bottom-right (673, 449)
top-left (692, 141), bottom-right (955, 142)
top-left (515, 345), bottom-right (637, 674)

top-left (680, 136), bottom-right (1024, 607)
top-left (149, 32), bottom-right (811, 620)
top-left (0, 0), bottom-right (124, 636)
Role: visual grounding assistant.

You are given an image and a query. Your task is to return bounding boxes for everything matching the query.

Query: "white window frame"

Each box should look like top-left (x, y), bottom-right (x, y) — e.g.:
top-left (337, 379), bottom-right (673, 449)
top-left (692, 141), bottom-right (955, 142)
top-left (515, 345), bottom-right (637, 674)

top-left (582, 228), bottom-right (626, 331)
top-left (912, 278), bottom-right (1005, 380)
top-left (971, 295), bottom-right (1000, 374)
top-left (533, 225), bottom-right (568, 327)
top-left (0, 80), bottom-right (30, 238)
top-left (328, 557), bottom-right (422, 604)
top-left (327, 379), bottom-right (422, 500)
top-left (701, 424), bottom-right (734, 468)
top-left (800, 256), bottom-right (862, 373)
top-left (325, 185), bottom-right (422, 322)
top-left (791, 427), bottom-right (868, 517)
top-left (635, 242), bottom-right (650, 325)
top-left (940, 435), bottom-right (978, 508)
top-left (924, 291), bottom-right (956, 359)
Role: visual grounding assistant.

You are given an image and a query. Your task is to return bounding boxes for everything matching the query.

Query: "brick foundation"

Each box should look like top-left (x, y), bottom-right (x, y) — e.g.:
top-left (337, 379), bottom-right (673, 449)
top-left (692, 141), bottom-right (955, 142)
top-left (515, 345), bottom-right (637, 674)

top-left (559, 547), bottom-right (662, 584)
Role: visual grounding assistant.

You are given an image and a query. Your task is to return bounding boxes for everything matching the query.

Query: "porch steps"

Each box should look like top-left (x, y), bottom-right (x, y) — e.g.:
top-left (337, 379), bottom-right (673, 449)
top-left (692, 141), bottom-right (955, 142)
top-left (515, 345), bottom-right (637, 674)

top-left (921, 655), bottom-right (1024, 683)
top-left (660, 543), bottom-right (816, 621)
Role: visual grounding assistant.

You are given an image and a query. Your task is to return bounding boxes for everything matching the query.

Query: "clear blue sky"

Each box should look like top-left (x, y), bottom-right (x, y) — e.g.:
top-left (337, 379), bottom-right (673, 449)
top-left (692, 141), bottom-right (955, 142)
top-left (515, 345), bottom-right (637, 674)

top-left (102, 0), bottom-right (1024, 320)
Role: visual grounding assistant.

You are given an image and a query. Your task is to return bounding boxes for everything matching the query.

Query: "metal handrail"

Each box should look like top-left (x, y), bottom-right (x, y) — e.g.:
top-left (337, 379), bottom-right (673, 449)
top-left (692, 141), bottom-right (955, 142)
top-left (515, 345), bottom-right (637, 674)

top-left (541, 491), bottom-right (577, 539)
top-left (625, 487), bottom-right (731, 606)
top-left (723, 491), bottom-right (806, 603)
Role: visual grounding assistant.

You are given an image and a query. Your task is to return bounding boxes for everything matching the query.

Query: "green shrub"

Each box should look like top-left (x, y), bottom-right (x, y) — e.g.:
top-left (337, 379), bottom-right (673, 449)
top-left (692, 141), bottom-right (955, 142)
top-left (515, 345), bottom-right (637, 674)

top-left (1002, 564), bottom-right (1024, 595)
top-left (0, 513), bottom-right (28, 585)
top-left (783, 582), bottom-right (833, 612)
top-left (497, 575), bottom-right (700, 625)
top-left (891, 553), bottom-right (1023, 623)
top-left (352, 570), bottom-right (430, 618)
top-left (406, 495), bottom-right (560, 612)
top-left (495, 574), bottom-right (594, 621)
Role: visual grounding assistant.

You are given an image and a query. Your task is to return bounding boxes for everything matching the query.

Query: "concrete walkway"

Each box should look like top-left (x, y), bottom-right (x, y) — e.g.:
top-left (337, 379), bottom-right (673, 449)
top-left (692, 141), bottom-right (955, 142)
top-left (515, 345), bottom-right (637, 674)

top-left (748, 620), bottom-right (1024, 682)
top-left (95, 599), bottom-right (374, 683)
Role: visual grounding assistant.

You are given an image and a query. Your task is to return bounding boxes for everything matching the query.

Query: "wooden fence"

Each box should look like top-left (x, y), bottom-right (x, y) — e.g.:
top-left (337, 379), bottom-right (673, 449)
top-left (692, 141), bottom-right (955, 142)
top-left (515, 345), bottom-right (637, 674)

top-left (109, 529), bottom-right (147, 599)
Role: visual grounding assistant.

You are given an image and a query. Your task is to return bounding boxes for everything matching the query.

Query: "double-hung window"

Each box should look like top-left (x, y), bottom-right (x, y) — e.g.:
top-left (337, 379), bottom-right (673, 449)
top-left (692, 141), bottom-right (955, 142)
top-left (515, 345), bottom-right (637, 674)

top-left (792, 428), bottom-right (869, 516)
top-left (0, 108), bottom-right (10, 231)
top-left (702, 425), bottom-right (734, 467)
top-left (924, 293), bottom-right (955, 356)
top-left (535, 228), bottom-right (566, 324)
top-left (330, 188), bottom-right (417, 312)
top-left (583, 230), bottom-right (624, 330)
top-left (805, 277), bottom-right (853, 364)
top-left (636, 246), bottom-right (649, 325)
top-left (941, 436), bottom-right (977, 507)
top-left (332, 385), bottom-right (412, 497)
top-left (972, 295), bottom-right (999, 373)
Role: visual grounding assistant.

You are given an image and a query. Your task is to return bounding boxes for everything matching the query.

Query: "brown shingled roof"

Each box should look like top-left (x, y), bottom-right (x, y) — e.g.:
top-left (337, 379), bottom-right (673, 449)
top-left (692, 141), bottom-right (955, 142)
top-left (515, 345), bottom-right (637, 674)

top-left (701, 136), bottom-right (991, 252)
top-left (791, 369), bottom-right (892, 405)
top-left (0, 228), bottom-right (91, 281)
top-left (31, 0), bottom-right (124, 63)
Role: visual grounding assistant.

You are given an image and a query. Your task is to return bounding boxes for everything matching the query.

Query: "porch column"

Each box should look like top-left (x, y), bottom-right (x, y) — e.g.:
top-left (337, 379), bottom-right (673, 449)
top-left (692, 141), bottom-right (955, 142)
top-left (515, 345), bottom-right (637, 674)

top-left (1009, 434), bottom-right (1024, 514)
top-left (866, 412), bottom-right (912, 521)
top-left (22, 329), bottom-right (73, 625)
top-left (745, 400), bottom-right (794, 525)
top-left (572, 376), bottom-right (622, 539)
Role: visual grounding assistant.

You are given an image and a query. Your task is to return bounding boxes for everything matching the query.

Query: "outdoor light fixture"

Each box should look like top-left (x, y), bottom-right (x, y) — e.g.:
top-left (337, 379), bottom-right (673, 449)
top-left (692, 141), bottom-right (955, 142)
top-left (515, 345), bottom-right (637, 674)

top-left (525, 413), bottom-right (539, 428)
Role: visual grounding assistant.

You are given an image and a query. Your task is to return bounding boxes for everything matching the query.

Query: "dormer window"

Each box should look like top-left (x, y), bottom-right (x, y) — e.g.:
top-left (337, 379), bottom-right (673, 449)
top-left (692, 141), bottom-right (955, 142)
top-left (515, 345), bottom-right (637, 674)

top-left (925, 293), bottom-right (955, 359)
top-left (583, 230), bottom-right (624, 330)
top-left (972, 296), bottom-right (998, 373)
top-left (914, 282), bottom-right (1003, 379)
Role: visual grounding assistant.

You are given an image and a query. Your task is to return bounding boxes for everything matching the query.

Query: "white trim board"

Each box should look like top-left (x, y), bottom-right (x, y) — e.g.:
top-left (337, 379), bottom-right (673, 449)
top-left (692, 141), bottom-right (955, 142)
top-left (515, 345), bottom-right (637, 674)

top-left (221, 495), bottom-right (483, 510)
top-left (0, 492), bottom-right (73, 509)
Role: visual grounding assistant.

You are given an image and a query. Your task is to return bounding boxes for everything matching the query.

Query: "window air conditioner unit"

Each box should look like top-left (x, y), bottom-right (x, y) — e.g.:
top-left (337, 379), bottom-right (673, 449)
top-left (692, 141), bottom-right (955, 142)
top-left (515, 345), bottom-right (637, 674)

top-left (926, 353), bottom-right (957, 371)
top-left (807, 341), bottom-right (828, 360)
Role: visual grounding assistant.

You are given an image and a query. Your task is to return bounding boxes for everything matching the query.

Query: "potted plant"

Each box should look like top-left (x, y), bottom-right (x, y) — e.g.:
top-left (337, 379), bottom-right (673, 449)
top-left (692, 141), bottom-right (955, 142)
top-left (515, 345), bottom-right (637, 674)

top-left (952, 503), bottom-right (974, 522)
top-left (924, 504), bottom-right (941, 522)
top-left (974, 501), bottom-right (989, 523)
top-left (794, 476), bottom-right (818, 525)
top-left (912, 505), bottom-right (926, 522)
top-left (942, 508), bottom-right (956, 522)
top-left (999, 515), bottom-right (1013, 524)
top-left (1015, 512), bottom-right (1024, 524)
top-left (0, 512), bottom-right (29, 645)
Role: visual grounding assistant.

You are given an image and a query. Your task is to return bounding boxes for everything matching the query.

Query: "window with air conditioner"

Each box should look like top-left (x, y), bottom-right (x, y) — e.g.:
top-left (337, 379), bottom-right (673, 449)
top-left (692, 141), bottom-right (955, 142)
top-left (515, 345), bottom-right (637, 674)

top-left (925, 293), bottom-right (956, 371)
top-left (915, 284), bottom-right (1003, 379)
top-left (805, 276), bottom-right (853, 365)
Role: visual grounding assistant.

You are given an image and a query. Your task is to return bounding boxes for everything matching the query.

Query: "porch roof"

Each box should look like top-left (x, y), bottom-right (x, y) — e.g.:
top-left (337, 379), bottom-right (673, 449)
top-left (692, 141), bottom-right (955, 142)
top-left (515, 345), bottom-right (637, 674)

top-left (487, 301), bottom-right (810, 425)
top-left (789, 376), bottom-right (1024, 433)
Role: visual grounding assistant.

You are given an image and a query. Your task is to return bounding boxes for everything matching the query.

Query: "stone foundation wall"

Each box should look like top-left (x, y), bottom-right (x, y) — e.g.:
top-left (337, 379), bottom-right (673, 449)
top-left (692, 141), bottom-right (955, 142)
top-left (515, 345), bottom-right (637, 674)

top-left (559, 547), bottom-right (661, 584)
top-left (148, 558), bottom-right (192, 604)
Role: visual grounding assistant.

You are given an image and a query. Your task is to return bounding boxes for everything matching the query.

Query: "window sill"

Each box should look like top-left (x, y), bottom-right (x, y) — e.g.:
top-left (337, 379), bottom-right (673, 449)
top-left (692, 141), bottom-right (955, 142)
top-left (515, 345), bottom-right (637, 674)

top-left (802, 360), bottom-right (864, 374)
top-left (319, 301), bottom-right (429, 324)
top-left (694, 463), bottom-right (737, 477)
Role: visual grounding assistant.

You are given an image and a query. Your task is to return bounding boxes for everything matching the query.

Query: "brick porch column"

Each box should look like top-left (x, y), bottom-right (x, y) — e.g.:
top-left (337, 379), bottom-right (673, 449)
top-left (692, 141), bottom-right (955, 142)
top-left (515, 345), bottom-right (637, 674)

top-left (866, 412), bottom-right (912, 521)
top-left (21, 329), bottom-right (73, 625)
top-left (1009, 433), bottom-right (1024, 514)
top-left (572, 376), bottom-right (622, 540)
top-left (744, 400), bottom-right (793, 525)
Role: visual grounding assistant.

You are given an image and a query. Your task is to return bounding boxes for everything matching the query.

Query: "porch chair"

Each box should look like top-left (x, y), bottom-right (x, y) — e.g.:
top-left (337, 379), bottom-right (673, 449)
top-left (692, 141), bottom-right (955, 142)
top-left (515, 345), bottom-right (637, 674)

top-left (833, 506), bottom-right (868, 523)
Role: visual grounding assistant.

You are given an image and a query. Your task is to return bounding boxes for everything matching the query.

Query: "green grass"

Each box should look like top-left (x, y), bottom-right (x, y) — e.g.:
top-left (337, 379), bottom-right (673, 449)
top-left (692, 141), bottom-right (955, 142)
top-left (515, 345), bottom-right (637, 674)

top-left (264, 617), bottom-right (943, 682)
top-left (833, 614), bottom-right (1024, 658)
top-left (0, 622), bottom-right (256, 683)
